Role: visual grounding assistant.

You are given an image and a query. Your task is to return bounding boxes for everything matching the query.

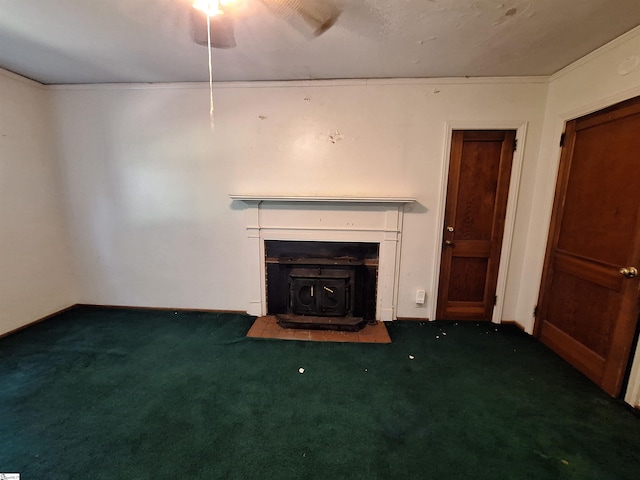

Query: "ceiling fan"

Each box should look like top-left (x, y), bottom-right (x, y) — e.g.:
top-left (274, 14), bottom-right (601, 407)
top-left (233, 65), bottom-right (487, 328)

top-left (190, 0), bottom-right (344, 49)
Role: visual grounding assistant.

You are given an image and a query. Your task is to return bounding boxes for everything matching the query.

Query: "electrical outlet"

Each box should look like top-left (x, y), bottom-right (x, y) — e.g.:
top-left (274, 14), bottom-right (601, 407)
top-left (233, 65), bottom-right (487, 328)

top-left (415, 289), bottom-right (426, 305)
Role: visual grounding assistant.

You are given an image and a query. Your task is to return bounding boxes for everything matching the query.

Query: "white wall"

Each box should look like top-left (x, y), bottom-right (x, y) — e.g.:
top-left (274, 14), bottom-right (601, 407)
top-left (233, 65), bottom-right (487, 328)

top-left (0, 70), bottom-right (78, 336)
top-left (49, 78), bottom-right (547, 318)
top-left (518, 27), bottom-right (640, 403)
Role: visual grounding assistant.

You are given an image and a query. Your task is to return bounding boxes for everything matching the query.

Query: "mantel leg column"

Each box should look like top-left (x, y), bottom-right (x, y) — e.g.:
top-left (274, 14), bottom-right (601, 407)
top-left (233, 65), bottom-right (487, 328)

top-left (378, 206), bottom-right (403, 321)
top-left (245, 201), bottom-right (263, 316)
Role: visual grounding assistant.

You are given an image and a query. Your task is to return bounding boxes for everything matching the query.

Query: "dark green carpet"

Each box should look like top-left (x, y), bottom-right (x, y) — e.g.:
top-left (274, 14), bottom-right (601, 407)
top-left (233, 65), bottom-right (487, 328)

top-left (1, 307), bottom-right (639, 479)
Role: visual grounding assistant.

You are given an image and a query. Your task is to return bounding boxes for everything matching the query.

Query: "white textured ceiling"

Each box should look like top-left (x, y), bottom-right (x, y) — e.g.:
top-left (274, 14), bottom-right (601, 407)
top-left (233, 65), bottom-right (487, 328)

top-left (1, 0), bottom-right (639, 85)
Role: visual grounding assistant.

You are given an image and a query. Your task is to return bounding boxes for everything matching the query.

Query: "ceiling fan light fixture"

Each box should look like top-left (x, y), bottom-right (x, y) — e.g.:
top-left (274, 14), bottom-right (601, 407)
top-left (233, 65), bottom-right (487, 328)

top-left (192, 0), bottom-right (226, 17)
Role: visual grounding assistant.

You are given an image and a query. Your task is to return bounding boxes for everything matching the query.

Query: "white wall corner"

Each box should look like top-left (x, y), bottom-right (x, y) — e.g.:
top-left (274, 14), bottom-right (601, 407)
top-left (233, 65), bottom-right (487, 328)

top-left (625, 340), bottom-right (640, 408)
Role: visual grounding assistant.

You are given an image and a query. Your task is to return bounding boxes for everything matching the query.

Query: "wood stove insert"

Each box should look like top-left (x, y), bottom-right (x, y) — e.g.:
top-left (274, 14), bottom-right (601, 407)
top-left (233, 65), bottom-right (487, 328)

top-left (265, 241), bottom-right (378, 331)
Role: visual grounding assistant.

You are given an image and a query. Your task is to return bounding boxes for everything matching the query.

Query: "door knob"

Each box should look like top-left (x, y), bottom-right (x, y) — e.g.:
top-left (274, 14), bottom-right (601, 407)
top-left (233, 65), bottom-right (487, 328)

top-left (446, 226), bottom-right (455, 232)
top-left (619, 266), bottom-right (638, 278)
top-left (444, 240), bottom-right (455, 247)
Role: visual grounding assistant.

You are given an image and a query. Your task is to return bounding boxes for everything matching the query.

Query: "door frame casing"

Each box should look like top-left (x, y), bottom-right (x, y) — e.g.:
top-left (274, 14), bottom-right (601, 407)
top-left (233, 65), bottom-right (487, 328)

top-left (430, 121), bottom-right (528, 323)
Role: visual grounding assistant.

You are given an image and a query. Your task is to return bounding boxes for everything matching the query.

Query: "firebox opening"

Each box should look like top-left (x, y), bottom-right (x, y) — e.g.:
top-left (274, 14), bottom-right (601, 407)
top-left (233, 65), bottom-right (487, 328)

top-left (265, 241), bottom-right (379, 330)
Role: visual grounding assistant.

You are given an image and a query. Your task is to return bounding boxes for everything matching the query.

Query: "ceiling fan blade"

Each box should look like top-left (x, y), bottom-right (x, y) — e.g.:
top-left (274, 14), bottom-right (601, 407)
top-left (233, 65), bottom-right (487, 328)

top-left (260, 0), bottom-right (343, 37)
top-left (191, 9), bottom-right (236, 48)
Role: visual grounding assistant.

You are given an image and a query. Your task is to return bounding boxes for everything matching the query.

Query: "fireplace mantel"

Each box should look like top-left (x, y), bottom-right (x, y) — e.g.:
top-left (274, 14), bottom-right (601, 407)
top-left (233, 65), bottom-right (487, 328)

top-left (232, 194), bottom-right (414, 321)
top-left (230, 194), bottom-right (416, 204)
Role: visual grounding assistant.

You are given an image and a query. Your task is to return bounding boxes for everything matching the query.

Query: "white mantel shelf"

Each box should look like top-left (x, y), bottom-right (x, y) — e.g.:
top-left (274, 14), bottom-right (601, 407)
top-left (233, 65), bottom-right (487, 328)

top-left (229, 194), bottom-right (416, 204)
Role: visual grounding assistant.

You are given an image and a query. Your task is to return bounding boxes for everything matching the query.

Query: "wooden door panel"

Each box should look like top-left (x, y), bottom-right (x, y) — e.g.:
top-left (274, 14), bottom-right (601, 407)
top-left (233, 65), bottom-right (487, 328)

top-left (544, 269), bottom-right (617, 357)
top-left (437, 130), bottom-right (516, 321)
top-left (449, 257), bottom-right (489, 302)
top-left (454, 138), bottom-right (502, 241)
top-left (557, 114), bottom-right (640, 264)
top-left (536, 96), bottom-right (640, 396)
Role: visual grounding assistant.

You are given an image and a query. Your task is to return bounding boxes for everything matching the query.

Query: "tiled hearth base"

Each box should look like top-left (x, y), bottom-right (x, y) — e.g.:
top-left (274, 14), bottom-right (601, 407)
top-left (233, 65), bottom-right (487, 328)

top-left (246, 315), bottom-right (391, 344)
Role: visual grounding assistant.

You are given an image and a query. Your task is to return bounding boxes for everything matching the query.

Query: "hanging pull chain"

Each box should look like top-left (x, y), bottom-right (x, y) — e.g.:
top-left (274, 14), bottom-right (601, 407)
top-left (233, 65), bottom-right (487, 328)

top-left (207, 13), bottom-right (215, 131)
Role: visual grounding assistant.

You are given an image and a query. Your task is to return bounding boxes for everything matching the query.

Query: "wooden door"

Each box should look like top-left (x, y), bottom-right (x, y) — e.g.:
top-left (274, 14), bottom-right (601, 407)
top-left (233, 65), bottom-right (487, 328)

top-left (436, 130), bottom-right (516, 321)
top-left (536, 97), bottom-right (640, 397)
